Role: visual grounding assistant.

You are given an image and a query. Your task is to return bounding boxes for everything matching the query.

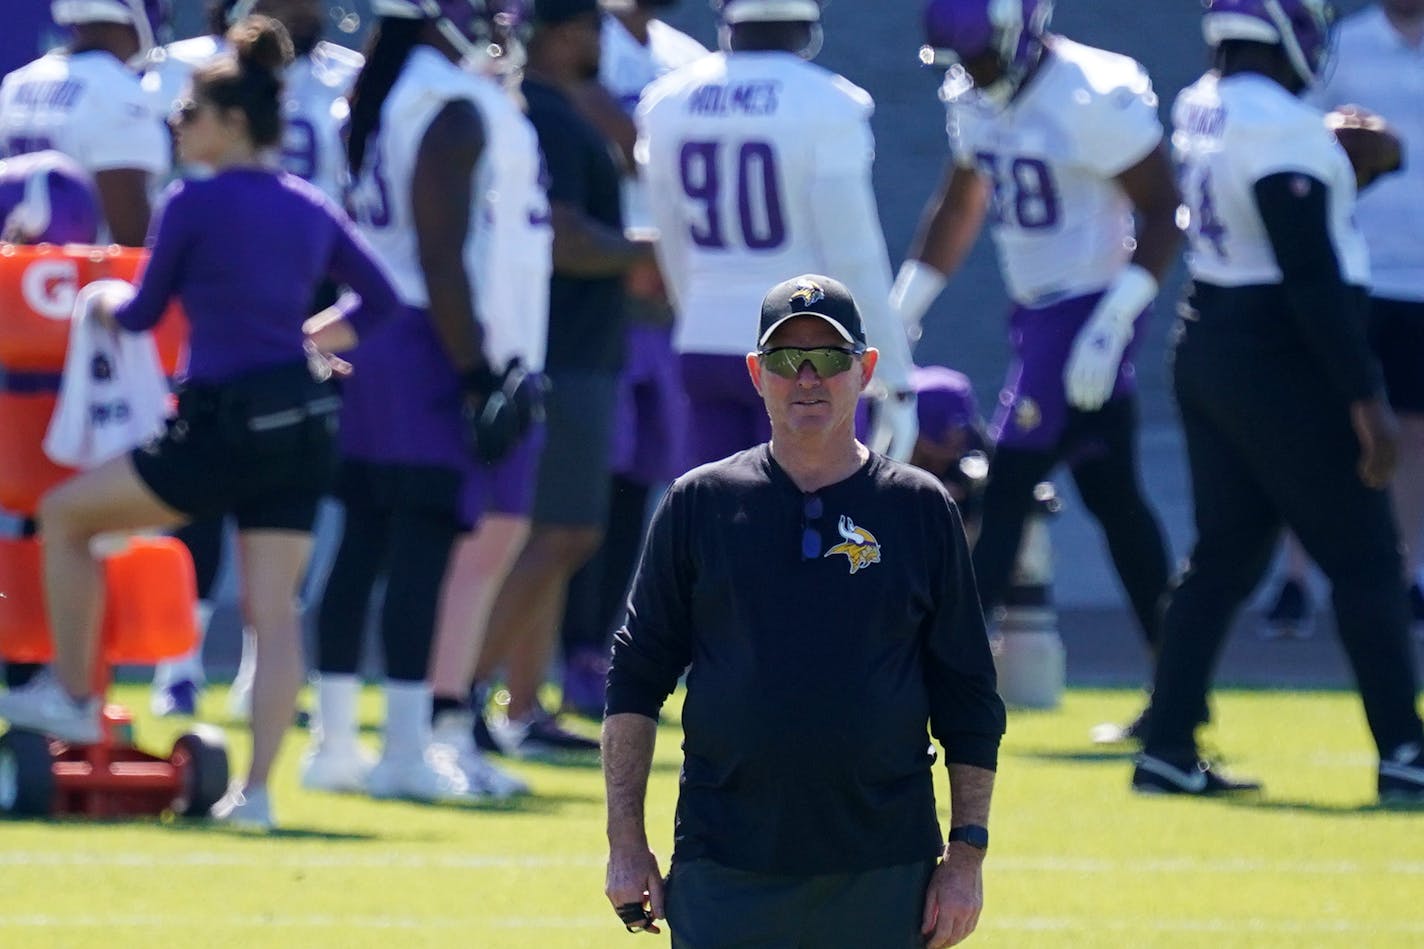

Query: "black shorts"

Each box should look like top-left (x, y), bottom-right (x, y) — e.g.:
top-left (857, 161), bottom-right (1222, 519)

top-left (1368, 297), bottom-right (1424, 414)
top-left (532, 370), bottom-right (618, 527)
top-left (132, 362), bottom-right (338, 532)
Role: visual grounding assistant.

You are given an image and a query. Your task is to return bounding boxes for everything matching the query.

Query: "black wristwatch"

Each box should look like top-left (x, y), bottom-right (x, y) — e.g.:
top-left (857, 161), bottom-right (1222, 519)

top-left (947, 824), bottom-right (989, 851)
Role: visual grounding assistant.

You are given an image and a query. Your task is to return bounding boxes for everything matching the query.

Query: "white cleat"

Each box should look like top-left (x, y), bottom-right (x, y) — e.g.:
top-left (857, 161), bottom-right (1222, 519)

top-left (0, 673), bottom-right (100, 745)
top-left (366, 746), bottom-right (477, 802)
top-left (431, 711), bottom-right (530, 798)
top-left (300, 742), bottom-right (375, 794)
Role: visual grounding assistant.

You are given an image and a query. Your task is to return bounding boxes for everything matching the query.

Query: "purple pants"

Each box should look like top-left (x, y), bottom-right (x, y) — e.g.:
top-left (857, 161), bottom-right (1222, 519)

top-left (990, 291), bottom-right (1146, 451)
top-left (678, 352), bottom-right (768, 470)
top-left (612, 324), bottom-right (689, 485)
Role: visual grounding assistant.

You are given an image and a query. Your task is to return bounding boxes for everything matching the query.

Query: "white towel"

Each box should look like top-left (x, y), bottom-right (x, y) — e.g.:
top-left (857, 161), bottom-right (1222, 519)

top-left (44, 279), bottom-right (170, 469)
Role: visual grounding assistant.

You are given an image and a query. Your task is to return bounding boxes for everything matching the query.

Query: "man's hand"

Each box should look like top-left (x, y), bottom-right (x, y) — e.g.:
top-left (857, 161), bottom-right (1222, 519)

top-left (1327, 106), bottom-right (1403, 191)
top-left (869, 390), bottom-right (918, 461)
top-left (1350, 397), bottom-right (1399, 489)
top-left (605, 842), bottom-right (665, 935)
top-left (921, 845), bottom-right (985, 948)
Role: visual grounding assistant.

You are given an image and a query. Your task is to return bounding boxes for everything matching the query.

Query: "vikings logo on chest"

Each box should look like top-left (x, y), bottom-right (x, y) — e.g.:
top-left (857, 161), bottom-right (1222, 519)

top-left (824, 515), bottom-right (881, 574)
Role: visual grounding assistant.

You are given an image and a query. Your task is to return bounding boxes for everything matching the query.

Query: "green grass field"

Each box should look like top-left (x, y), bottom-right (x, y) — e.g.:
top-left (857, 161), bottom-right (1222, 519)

top-left (2, 685), bottom-right (1422, 948)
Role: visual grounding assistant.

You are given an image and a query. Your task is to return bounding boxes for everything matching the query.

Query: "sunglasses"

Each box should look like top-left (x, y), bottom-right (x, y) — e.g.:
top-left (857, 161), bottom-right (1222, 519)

top-left (171, 98), bottom-right (207, 126)
top-left (801, 494), bottom-right (823, 561)
top-left (758, 346), bottom-right (863, 380)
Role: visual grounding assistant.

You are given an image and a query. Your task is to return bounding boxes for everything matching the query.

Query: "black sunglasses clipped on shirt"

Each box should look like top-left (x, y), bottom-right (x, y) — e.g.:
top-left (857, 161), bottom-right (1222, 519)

top-left (758, 346), bottom-right (864, 380)
top-left (801, 494), bottom-right (823, 561)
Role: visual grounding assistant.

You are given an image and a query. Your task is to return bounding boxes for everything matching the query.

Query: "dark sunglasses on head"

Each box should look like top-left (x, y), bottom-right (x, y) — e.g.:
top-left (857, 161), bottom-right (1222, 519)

top-left (758, 345), bottom-right (864, 380)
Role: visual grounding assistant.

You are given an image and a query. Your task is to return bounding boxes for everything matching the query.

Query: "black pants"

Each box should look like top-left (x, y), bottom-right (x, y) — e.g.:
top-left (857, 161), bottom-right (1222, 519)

top-left (665, 858), bottom-right (934, 949)
top-left (1145, 309), bottom-right (1424, 760)
top-left (316, 461), bottom-right (462, 684)
top-left (559, 475), bottom-right (651, 655)
top-left (972, 396), bottom-right (1170, 651)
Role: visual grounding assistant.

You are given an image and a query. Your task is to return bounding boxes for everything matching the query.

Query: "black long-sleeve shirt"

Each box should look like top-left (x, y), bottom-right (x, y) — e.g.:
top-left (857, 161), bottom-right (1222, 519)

top-left (607, 444), bottom-right (1006, 875)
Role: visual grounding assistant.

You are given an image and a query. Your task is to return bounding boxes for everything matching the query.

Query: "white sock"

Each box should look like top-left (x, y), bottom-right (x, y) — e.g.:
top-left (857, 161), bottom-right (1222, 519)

top-left (383, 680), bottom-right (432, 762)
top-left (313, 673), bottom-right (361, 750)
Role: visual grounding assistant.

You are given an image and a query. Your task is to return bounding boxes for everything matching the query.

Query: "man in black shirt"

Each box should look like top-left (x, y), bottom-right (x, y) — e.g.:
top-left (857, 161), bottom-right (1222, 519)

top-left (602, 275), bottom-right (1006, 948)
top-left (463, 0), bottom-right (656, 757)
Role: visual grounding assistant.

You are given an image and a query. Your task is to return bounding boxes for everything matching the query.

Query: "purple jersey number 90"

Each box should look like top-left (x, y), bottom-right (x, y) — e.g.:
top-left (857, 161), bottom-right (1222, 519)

top-left (678, 138), bottom-right (786, 251)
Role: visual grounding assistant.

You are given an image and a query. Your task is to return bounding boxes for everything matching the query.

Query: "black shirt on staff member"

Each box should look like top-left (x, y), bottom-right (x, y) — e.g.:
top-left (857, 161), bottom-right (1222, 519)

top-left (607, 442), bottom-right (1005, 877)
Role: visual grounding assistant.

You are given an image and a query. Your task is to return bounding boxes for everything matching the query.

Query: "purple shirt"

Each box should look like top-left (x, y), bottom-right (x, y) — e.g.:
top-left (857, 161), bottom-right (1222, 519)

top-left (115, 168), bottom-right (398, 383)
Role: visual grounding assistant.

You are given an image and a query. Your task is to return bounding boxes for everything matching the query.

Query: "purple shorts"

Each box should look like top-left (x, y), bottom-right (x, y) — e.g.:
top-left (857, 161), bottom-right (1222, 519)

top-left (678, 352), bottom-right (769, 470)
top-left (459, 421), bottom-right (546, 527)
top-left (338, 305), bottom-right (470, 474)
top-left (611, 324), bottom-right (688, 484)
top-left (989, 292), bottom-right (1145, 452)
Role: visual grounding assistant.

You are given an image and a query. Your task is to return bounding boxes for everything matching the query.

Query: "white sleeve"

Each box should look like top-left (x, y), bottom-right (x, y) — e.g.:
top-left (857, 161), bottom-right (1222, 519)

top-left (806, 118), bottom-right (912, 393)
top-left (1073, 68), bottom-right (1163, 178)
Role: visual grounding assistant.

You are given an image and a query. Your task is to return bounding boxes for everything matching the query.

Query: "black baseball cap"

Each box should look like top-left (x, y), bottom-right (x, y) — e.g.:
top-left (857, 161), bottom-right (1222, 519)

top-left (757, 274), bottom-right (866, 349)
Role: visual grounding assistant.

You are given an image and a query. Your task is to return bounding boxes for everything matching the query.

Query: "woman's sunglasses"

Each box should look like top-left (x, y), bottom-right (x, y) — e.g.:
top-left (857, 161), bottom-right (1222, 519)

top-left (758, 346), bottom-right (864, 379)
top-left (171, 98), bottom-right (206, 126)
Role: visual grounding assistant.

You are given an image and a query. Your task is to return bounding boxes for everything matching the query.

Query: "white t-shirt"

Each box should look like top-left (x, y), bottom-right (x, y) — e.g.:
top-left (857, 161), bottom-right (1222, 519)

top-left (346, 46), bottom-right (551, 372)
top-left (1173, 72), bottom-right (1369, 289)
top-left (146, 37), bottom-right (362, 202)
top-left (636, 51), bottom-right (912, 390)
top-left (1306, 5), bottom-right (1424, 302)
top-left (600, 14), bottom-right (707, 230)
top-left (0, 50), bottom-right (169, 177)
top-left (943, 38), bottom-right (1162, 306)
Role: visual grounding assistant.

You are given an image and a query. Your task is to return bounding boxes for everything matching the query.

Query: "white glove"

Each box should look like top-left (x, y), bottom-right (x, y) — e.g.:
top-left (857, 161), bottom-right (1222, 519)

top-left (1063, 264), bottom-right (1158, 412)
top-left (889, 260), bottom-right (948, 347)
top-left (869, 390), bottom-right (919, 462)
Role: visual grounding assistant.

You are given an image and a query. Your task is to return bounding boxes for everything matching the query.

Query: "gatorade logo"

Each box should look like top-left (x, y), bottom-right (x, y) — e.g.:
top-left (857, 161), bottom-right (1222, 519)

top-left (21, 258), bottom-right (79, 321)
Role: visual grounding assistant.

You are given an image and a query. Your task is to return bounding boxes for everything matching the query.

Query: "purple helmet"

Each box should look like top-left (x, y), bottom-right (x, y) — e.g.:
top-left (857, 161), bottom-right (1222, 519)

top-left (372, 0), bottom-right (525, 70)
top-left (919, 0), bottom-right (1052, 105)
top-left (1202, 0), bottom-right (1335, 85)
top-left (51, 0), bottom-right (170, 58)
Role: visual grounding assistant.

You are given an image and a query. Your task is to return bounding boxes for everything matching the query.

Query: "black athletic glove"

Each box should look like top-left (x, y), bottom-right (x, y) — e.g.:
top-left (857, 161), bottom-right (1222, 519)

top-left (460, 359), bottom-right (546, 465)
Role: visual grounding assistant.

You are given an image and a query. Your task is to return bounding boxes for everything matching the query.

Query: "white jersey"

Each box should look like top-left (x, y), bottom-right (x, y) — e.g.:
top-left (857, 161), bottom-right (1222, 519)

top-left (146, 37), bottom-right (361, 201)
top-left (0, 50), bottom-right (169, 177)
top-left (600, 15), bottom-right (707, 230)
top-left (347, 46), bottom-right (551, 372)
top-left (636, 51), bottom-right (912, 389)
top-left (1306, 6), bottom-right (1424, 302)
top-left (1173, 72), bottom-right (1369, 289)
top-left (943, 38), bottom-right (1162, 306)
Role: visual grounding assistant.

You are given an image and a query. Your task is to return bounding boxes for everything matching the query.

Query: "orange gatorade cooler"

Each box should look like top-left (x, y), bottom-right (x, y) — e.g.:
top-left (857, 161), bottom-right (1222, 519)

top-left (0, 536), bottom-right (197, 666)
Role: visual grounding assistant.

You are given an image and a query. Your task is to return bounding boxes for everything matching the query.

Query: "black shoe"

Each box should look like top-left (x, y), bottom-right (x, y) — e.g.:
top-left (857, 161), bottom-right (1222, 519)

top-left (473, 709), bottom-right (502, 755)
top-left (1379, 743), bottom-right (1424, 804)
top-left (1132, 753), bottom-right (1261, 795)
top-left (1090, 706), bottom-right (1148, 745)
top-left (1262, 579), bottom-right (1311, 640)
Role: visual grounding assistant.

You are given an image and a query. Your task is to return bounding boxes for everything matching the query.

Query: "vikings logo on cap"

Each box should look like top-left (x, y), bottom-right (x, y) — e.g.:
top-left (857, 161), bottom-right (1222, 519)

top-left (789, 279), bottom-right (825, 310)
top-left (825, 515), bottom-right (881, 574)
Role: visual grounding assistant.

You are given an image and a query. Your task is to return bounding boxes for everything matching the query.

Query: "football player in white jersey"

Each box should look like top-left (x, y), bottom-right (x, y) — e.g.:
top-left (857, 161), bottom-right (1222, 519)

top-left (636, 0), bottom-right (917, 469)
top-left (1131, 0), bottom-right (1424, 802)
top-left (552, 0), bottom-right (708, 721)
top-left (0, 0), bottom-right (170, 246)
top-left (1263, 0), bottom-right (1424, 639)
top-left (895, 0), bottom-right (1179, 744)
top-left (301, 0), bottom-right (551, 802)
top-left (147, 0), bottom-right (363, 201)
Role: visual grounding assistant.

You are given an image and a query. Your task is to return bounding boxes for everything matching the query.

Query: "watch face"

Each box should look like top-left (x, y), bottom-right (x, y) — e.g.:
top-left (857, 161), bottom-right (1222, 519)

top-left (950, 825), bottom-right (989, 850)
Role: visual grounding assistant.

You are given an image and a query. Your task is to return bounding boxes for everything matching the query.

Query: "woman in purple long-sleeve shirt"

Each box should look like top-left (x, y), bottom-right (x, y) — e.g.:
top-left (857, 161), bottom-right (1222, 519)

top-left (0, 17), bottom-right (398, 830)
